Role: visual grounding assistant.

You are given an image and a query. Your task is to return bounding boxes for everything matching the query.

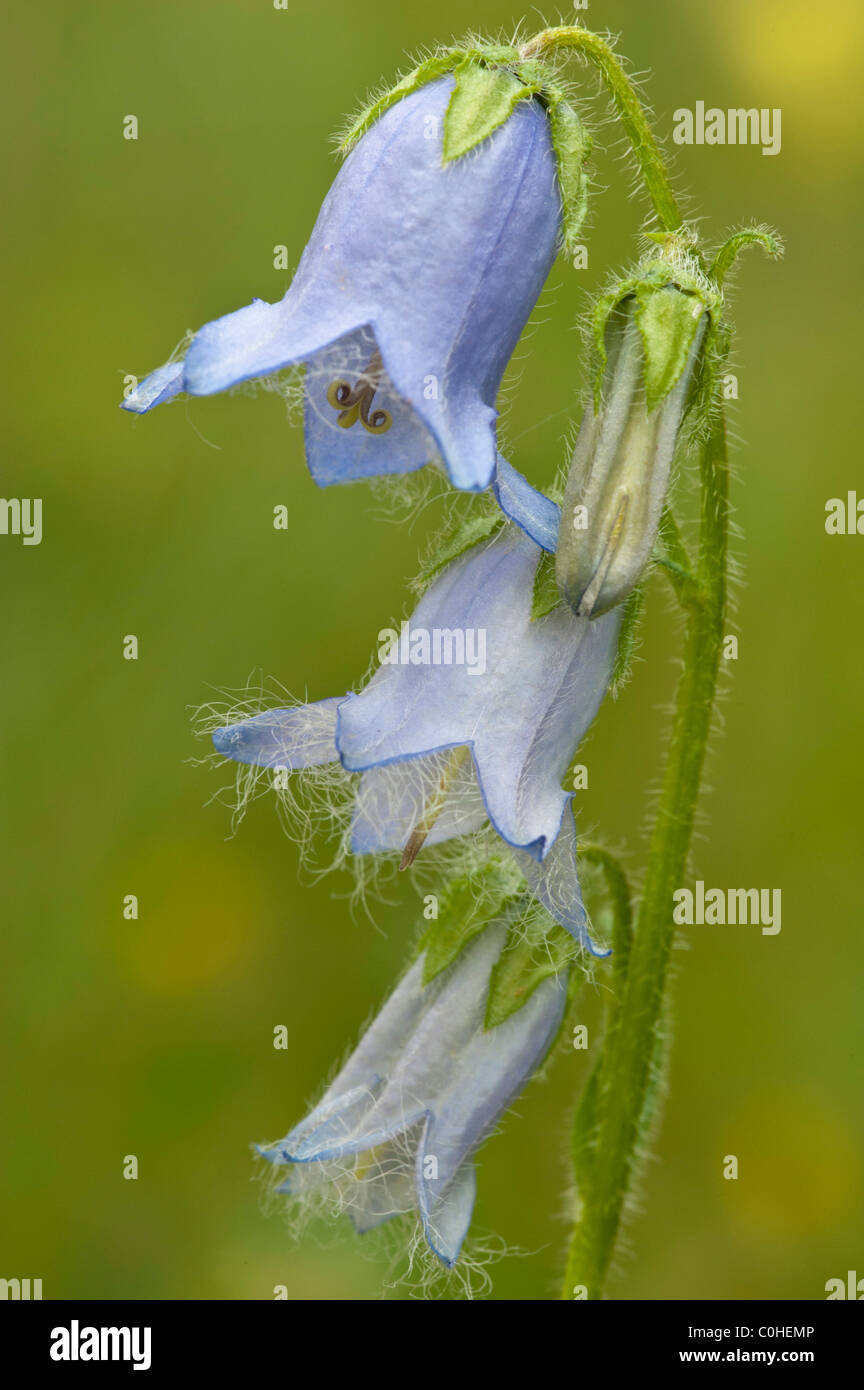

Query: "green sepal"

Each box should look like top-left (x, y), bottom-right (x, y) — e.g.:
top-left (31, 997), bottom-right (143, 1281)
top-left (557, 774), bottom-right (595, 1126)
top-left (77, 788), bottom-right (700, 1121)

top-left (610, 584), bottom-right (644, 696)
top-left (591, 253), bottom-right (718, 414)
top-left (412, 506), bottom-right (503, 595)
top-left (442, 59), bottom-right (537, 163)
top-left (418, 856), bottom-right (523, 985)
top-left (485, 907), bottom-right (577, 1029)
top-left (339, 50), bottom-right (464, 153)
top-left (544, 91), bottom-right (592, 257)
top-left (531, 548), bottom-right (562, 621)
top-left (634, 283), bottom-right (706, 412)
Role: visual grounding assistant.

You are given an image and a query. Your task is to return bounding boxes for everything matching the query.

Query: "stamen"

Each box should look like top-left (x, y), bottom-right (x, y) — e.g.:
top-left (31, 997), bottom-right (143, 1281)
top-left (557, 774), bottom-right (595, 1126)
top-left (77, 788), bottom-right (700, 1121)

top-left (326, 350), bottom-right (392, 434)
top-left (399, 746), bottom-right (471, 871)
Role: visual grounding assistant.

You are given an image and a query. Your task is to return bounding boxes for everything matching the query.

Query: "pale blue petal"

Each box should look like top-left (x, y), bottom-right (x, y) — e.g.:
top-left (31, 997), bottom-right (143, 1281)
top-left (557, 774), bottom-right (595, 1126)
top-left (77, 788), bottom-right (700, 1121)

top-left (121, 361), bottom-right (185, 414)
top-left (211, 697), bottom-right (343, 768)
top-left (420, 1160), bottom-right (477, 1268)
top-left (493, 455), bottom-right (561, 551)
top-left (262, 924), bottom-right (568, 1265)
top-left (302, 327), bottom-right (439, 485)
top-left (258, 1084), bottom-right (381, 1164)
top-left (337, 527), bottom-right (620, 858)
top-left (349, 750), bottom-right (487, 855)
top-left (413, 969), bottom-right (567, 1242)
top-left (513, 812), bottom-right (611, 957)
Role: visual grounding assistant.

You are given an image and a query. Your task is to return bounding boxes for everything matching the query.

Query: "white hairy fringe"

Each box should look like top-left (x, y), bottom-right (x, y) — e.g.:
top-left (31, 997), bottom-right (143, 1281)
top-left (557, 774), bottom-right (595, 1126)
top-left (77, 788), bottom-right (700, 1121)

top-left (254, 1123), bottom-right (518, 1300)
top-left (192, 678), bottom-right (361, 878)
top-left (193, 679), bottom-right (604, 964)
top-left (228, 362), bottom-right (306, 427)
top-left (191, 678), bottom-right (555, 922)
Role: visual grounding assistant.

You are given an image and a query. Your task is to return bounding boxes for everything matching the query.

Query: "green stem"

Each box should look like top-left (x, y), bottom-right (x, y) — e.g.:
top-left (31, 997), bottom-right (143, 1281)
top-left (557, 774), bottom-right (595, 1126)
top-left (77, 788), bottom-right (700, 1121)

top-left (709, 226), bottom-right (783, 288)
top-left (561, 407), bottom-right (728, 1300)
top-left (521, 26), bottom-right (683, 232)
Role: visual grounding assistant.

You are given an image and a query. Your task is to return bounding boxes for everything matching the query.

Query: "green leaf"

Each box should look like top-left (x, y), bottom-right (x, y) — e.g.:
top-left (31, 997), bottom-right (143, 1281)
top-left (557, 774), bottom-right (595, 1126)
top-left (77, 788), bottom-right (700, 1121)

top-left (419, 857), bottom-right (523, 985)
top-left (339, 51), bottom-right (463, 153)
top-left (442, 60), bottom-right (535, 163)
top-left (485, 909), bottom-right (577, 1029)
top-left (634, 283), bottom-right (706, 412)
top-left (545, 94), bottom-right (592, 257)
top-left (412, 508), bottom-right (503, 594)
top-left (531, 549), bottom-right (562, 620)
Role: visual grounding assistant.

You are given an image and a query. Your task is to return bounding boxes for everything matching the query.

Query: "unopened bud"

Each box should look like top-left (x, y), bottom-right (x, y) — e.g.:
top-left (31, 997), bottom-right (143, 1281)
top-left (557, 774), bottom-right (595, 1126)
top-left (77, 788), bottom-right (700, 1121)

top-left (556, 289), bottom-right (707, 617)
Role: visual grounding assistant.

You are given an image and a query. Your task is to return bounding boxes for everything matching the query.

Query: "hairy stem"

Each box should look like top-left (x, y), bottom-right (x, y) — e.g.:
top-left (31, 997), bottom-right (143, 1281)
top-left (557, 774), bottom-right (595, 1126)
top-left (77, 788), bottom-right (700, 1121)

top-left (521, 26), bottom-right (683, 232)
top-left (561, 408), bottom-right (728, 1299)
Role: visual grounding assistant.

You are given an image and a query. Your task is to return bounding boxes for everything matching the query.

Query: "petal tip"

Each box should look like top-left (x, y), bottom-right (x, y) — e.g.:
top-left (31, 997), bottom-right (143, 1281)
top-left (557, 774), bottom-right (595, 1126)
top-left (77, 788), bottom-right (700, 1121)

top-left (212, 725), bottom-right (239, 757)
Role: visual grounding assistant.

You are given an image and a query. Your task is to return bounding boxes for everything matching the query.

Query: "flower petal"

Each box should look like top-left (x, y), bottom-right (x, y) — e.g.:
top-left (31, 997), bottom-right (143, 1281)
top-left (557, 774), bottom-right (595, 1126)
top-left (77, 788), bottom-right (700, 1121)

top-left (302, 327), bottom-right (438, 486)
top-left (349, 749), bottom-right (487, 855)
top-left (211, 697), bottom-right (344, 768)
top-left (121, 77), bottom-right (561, 492)
top-left (493, 455), bottom-right (561, 552)
top-left (512, 812), bottom-right (611, 957)
top-left (337, 527), bottom-right (620, 857)
top-left (420, 1158), bottom-right (477, 1268)
top-left (263, 923), bottom-right (567, 1264)
top-left (121, 361), bottom-right (185, 414)
top-left (258, 1083), bottom-right (381, 1163)
top-left (413, 969), bottom-right (567, 1243)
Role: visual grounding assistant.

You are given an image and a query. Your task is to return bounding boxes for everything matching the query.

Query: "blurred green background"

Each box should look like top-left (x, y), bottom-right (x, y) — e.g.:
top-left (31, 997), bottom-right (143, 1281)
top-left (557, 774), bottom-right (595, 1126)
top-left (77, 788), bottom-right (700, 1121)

top-left (1, 0), bottom-right (862, 1300)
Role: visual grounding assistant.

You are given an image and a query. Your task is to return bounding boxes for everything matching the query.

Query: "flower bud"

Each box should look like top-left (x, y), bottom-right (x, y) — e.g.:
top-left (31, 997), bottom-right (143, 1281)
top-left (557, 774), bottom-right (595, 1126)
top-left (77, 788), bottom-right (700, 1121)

top-left (556, 280), bottom-right (708, 617)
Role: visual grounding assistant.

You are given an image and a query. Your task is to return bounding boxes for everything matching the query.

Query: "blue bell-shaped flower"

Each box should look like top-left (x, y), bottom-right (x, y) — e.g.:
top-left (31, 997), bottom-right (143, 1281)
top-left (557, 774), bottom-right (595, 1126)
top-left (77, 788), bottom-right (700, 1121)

top-left (122, 76), bottom-right (564, 491)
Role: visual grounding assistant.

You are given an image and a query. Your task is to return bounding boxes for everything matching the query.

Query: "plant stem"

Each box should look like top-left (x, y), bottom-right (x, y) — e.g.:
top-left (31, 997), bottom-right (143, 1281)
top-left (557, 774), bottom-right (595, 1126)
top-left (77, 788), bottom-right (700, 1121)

top-left (561, 408), bottom-right (728, 1299)
top-left (521, 26), bottom-right (684, 233)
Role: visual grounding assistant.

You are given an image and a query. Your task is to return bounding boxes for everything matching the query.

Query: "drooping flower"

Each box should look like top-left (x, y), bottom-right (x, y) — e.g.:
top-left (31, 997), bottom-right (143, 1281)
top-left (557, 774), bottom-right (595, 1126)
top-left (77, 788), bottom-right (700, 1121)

top-left (121, 75), bottom-right (566, 492)
top-left (259, 920), bottom-right (567, 1267)
top-left (209, 464), bottom-right (619, 950)
top-left (555, 256), bottom-right (714, 616)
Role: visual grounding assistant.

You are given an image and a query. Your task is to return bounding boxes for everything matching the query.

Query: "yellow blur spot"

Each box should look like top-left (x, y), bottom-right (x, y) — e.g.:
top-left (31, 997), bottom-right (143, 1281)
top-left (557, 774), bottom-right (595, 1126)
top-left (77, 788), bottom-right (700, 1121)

top-left (720, 0), bottom-right (863, 136)
top-left (118, 842), bottom-right (266, 994)
top-left (724, 1090), bottom-right (860, 1239)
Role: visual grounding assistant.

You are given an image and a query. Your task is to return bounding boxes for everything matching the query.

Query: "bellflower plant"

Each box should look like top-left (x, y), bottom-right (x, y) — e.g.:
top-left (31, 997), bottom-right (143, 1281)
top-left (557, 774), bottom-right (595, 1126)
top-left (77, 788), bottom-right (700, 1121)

top-left (122, 48), bottom-right (592, 491)
top-left (175, 20), bottom-right (781, 1297)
